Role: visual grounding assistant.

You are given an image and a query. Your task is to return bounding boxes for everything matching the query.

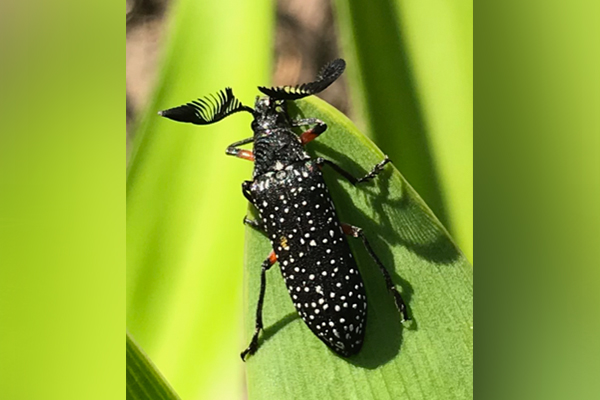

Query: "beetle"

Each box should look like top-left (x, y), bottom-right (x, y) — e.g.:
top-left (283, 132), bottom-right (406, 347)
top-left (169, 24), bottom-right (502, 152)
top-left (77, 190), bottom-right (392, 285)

top-left (159, 59), bottom-right (409, 360)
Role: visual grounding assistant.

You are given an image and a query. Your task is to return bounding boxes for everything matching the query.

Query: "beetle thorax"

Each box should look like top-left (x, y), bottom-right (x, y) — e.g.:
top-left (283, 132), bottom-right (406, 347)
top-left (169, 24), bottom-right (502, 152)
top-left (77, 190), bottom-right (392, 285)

top-left (251, 97), bottom-right (310, 177)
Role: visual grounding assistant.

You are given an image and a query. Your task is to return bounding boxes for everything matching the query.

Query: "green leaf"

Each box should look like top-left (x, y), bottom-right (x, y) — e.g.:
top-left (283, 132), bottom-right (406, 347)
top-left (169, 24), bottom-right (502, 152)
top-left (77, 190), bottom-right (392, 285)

top-left (244, 97), bottom-right (473, 400)
top-left (127, 332), bottom-right (181, 400)
top-left (126, 0), bottom-right (274, 399)
top-left (333, 0), bottom-right (473, 261)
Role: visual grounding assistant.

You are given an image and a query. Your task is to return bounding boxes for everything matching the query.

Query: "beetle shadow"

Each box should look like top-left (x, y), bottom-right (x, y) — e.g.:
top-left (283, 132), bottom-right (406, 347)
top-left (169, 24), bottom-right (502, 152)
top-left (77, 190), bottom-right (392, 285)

top-left (248, 136), bottom-right (462, 367)
top-left (298, 141), bottom-right (461, 368)
top-left (260, 312), bottom-right (300, 343)
top-left (342, 269), bottom-right (417, 369)
top-left (310, 141), bottom-right (462, 265)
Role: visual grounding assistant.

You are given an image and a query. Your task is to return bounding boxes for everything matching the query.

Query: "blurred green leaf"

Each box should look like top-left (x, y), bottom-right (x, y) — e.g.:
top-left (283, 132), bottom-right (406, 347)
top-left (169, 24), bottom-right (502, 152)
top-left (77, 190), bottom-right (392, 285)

top-left (127, 332), bottom-right (181, 400)
top-left (333, 0), bottom-right (473, 260)
top-left (244, 97), bottom-right (472, 399)
top-left (126, 0), bottom-right (273, 399)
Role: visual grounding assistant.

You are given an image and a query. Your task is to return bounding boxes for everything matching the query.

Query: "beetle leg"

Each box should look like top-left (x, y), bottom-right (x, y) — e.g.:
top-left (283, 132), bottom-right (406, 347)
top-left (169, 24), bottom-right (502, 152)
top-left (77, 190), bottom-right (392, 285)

top-left (292, 118), bottom-right (327, 145)
top-left (341, 223), bottom-right (410, 322)
top-left (315, 156), bottom-right (391, 185)
top-left (243, 216), bottom-right (266, 234)
top-left (242, 180), bottom-right (254, 203)
top-left (241, 250), bottom-right (277, 361)
top-left (226, 137), bottom-right (255, 162)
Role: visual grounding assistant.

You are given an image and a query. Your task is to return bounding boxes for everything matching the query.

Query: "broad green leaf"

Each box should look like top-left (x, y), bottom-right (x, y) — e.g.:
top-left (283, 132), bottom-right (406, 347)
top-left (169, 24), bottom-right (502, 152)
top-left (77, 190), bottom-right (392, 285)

top-left (126, 0), bottom-right (273, 399)
top-left (127, 332), bottom-right (181, 400)
top-left (333, 0), bottom-right (473, 261)
top-left (244, 97), bottom-right (473, 400)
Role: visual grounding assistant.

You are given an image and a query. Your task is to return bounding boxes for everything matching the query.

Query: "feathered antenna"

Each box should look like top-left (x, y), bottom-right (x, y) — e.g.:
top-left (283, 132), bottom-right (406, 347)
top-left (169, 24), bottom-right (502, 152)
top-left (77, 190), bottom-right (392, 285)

top-left (158, 87), bottom-right (253, 125)
top-left (258, 59), bottom-right (346, 100)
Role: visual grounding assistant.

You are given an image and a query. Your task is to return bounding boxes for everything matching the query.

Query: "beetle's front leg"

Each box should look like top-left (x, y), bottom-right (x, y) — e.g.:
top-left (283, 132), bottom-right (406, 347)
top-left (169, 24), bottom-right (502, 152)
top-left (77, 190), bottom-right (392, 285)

top-left (292, 118), bottom-right (327, 145)
top-left (316, 156), bottom-right (391, 185)
top-left (226, 137), bottom-right (255, 162)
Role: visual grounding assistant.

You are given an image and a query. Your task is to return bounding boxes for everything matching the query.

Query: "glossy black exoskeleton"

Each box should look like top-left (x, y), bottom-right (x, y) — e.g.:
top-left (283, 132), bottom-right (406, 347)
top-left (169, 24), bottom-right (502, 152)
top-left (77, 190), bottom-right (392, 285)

top-left (159, 59), bottom-right (409, 361)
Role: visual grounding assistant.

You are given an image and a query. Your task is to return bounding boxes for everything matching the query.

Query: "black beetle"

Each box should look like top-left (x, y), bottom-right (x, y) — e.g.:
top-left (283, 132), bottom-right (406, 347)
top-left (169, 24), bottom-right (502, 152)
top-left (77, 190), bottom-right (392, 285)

top-left (159, 59), bottom-right (409, 360)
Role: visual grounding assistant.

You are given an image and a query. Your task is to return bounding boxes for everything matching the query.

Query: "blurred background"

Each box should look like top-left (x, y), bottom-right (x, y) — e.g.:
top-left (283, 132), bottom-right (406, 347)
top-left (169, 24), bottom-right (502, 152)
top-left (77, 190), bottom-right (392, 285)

top-left (126, 0), bottom-right (471, 399)
top-left (126, 0), bottom-right (472, 257)
top-left (4, 1), bottom-right (600, 400)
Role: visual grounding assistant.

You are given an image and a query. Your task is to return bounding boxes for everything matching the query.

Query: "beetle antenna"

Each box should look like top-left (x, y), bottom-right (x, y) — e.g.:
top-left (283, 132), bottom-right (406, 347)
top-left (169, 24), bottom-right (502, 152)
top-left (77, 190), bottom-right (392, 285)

top-left (258, 59), bottom-right (346, 100)
top-left (159, 87), bottom-right (253, 125)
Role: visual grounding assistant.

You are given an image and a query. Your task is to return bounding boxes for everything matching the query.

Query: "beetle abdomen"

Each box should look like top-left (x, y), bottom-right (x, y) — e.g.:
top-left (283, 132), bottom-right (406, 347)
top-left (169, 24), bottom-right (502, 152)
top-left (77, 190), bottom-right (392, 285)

top-left (251, 160), bottom-right (367, 356)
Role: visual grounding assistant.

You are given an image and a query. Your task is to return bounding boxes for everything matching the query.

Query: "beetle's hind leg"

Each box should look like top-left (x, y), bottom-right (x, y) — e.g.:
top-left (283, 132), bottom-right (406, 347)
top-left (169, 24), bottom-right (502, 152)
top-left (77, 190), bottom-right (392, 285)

top-left (241, 251), bottom-right (277, 361)
top-left (342, 223), bottom-right (410, 322)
